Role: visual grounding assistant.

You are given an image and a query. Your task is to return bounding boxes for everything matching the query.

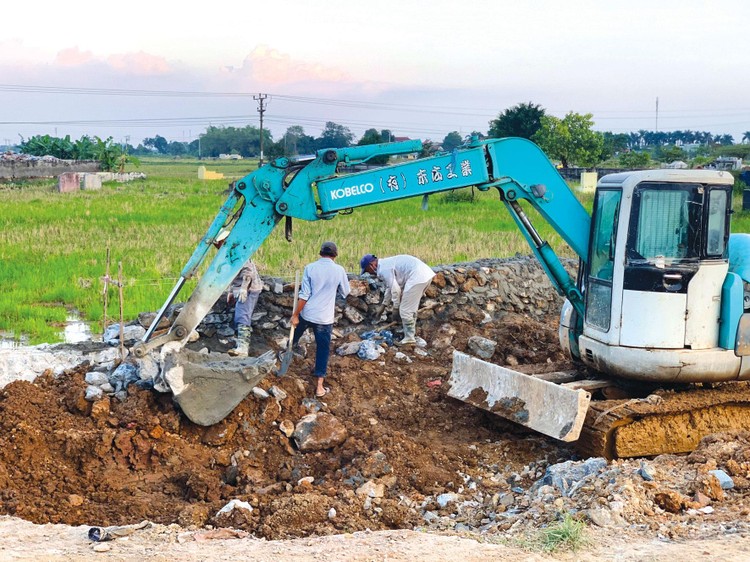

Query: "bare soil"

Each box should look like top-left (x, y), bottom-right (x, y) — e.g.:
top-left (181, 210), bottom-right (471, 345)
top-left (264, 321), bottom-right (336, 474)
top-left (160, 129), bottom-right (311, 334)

top-left (0, 313), bottom-right (563, 534)
top-left (0, 312), bottom-right (749, 560)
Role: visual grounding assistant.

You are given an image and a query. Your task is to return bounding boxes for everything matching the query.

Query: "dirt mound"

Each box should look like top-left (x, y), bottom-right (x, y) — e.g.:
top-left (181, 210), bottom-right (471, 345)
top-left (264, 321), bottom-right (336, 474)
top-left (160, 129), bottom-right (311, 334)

top-left (0, 313), bottom-right (567, 539)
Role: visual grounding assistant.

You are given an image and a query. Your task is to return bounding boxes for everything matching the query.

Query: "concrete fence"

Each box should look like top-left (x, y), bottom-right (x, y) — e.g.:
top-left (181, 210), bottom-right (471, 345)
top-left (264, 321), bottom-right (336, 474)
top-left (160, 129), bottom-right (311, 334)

top-left (0, 159), bottom-right (100, 180)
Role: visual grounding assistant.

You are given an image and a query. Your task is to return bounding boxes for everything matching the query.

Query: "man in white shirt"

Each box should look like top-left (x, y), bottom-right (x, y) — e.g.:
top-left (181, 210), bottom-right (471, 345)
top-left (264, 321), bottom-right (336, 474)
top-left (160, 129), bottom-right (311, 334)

top-left (360, 254), bottom-right (435, 345)
top-left (291, 241), bottom-right (351, 397)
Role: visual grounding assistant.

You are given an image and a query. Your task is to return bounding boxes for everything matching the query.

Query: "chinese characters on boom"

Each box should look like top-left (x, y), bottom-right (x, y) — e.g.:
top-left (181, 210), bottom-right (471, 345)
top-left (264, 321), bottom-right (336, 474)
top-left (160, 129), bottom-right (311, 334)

top-left (327, 158), bottom-right (475, 203)
top-left (411, 160), bottom-right (469, 190)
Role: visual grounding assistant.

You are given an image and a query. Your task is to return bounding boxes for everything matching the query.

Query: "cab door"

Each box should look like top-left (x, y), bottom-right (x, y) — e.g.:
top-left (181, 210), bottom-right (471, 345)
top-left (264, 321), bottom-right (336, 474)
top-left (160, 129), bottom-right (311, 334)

top-left (619, 183), bottom-right (702, 348)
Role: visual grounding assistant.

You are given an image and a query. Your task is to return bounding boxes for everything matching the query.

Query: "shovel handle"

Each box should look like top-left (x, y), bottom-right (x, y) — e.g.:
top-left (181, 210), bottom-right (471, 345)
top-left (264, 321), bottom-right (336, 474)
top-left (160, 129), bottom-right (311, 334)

top-left (288, 270), bottom-right (300, 347)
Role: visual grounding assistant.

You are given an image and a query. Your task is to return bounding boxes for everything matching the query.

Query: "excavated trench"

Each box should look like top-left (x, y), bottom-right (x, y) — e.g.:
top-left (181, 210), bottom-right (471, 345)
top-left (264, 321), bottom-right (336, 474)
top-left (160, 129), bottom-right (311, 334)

top-left (0, 313), bottom-right (568, 538)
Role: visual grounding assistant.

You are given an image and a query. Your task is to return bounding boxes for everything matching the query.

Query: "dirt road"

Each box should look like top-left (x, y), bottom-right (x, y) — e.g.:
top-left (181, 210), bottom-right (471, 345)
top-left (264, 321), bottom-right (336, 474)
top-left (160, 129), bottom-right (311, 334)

top-left (0, 518), bottom-right (748, 561)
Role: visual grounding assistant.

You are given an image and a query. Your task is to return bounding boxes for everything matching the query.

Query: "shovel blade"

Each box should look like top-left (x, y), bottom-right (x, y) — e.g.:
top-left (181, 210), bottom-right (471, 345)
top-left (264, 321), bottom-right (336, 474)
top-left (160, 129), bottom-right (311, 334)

top-left (276, 325), bottom-right (296, 377)
top-left (161, 348), bottom-right (277, 426)
top-left (277, 349), bottom-right (294, 377)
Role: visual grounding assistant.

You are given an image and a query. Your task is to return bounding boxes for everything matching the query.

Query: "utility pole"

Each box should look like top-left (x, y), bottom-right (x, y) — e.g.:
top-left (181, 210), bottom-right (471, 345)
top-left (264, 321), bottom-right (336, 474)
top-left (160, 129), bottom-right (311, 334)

top-left (254, 93), bottom-right (268, 166)
top-left (655, 97), bottom-right (659, 133)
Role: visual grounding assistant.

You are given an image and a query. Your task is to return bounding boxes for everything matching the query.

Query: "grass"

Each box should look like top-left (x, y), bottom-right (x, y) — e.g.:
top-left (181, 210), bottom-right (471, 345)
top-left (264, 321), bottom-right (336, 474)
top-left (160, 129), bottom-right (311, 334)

top-left (1, 157), bottom-right (748, 344)
top-left (488, 512), bottom-right (589, 554)
top-left (538, 513), bottom-right (589, 552)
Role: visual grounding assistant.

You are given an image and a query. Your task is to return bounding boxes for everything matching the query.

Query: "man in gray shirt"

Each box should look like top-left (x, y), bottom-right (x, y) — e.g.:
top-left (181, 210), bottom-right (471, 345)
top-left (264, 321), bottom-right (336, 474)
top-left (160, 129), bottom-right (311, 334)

top-left (227, 259), bottom-right (263, 357)
top-left (290, 241), bottom-right (351, 397)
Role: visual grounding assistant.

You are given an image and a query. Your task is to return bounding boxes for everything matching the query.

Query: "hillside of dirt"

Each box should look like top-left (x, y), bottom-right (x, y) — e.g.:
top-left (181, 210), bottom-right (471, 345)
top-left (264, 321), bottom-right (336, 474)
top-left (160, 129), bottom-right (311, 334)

top-left (0, 313), bottom-right (566, 534)
top-left (0, 305), bottom-right (749, 557)
top-left (0, 248), bottom-right (750, 560)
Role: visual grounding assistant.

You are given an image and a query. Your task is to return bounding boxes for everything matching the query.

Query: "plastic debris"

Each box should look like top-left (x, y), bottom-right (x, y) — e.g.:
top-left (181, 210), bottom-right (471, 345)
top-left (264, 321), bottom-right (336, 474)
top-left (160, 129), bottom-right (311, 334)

top-left (357, 340), bottom-right (385, 360)
top-left (88, 520), bottom-right (151, 542)
top-left (361, 329), bottom-right (394, 347)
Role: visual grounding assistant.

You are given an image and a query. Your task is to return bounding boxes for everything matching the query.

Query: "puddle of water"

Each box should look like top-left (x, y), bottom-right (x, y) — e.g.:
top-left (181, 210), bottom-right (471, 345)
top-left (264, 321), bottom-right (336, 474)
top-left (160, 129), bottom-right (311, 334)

top-left (63, 314), bottom-right (93, 344)
top-left (0, 312), bottom-right (95, 348)
top-left (0, 332), bottom-right (29, 349)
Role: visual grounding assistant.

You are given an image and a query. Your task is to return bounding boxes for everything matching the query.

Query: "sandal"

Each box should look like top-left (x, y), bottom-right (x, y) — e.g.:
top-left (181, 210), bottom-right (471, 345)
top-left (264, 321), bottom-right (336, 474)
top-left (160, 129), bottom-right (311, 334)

top-left (315, 387), bottom-right (330, 398)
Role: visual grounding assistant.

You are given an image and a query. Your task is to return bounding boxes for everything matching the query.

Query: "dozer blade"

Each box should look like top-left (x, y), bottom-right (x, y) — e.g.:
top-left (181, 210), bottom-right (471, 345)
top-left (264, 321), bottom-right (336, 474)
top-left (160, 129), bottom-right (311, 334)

top-left (161, 347), bottom-right (277, 426)
top-left (447, 351), bottom-right (591, 442)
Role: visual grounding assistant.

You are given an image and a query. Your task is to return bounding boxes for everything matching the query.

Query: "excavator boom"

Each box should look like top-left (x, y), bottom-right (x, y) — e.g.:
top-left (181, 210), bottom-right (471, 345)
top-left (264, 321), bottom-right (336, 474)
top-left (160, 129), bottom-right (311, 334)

top-left (134, 136), bottom-right (750, 458)
top-left (132, 137), bottom-right (592, 428)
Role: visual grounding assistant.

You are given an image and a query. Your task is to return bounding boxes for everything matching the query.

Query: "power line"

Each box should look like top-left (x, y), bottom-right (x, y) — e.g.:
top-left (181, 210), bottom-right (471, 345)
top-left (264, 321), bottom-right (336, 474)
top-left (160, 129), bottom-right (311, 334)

top-left (3, 83), bottom-right (750, 118)
top-left (1, 83), bottom-right (748, 139)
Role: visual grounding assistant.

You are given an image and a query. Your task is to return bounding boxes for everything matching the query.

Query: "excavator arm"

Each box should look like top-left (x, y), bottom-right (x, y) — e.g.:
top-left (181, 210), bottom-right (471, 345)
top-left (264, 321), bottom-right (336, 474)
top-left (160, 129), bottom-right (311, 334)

top-left (132, 137), bottom-right (591, 431)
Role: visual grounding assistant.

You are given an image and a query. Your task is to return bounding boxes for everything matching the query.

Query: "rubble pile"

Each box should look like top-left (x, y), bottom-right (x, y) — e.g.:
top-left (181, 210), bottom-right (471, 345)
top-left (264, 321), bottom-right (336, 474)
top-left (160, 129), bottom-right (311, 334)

top-left (0, 256), bottom-right (748, 543)
top-left (0, 152), bottom-right (63, 163)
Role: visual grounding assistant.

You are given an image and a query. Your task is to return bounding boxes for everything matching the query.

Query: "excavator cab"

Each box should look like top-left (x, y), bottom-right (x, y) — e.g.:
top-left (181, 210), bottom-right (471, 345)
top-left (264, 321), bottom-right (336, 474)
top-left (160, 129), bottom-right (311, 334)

top-left (576, 170), bottom-right (742, 383)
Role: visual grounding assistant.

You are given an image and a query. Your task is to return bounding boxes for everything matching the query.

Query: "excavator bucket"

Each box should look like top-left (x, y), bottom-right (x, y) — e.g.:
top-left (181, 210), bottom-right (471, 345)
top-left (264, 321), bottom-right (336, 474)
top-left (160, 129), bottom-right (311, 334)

top-left (447, 351), bottom-right (591, 442)
top-left (160, 347), bottom-right (277, 426)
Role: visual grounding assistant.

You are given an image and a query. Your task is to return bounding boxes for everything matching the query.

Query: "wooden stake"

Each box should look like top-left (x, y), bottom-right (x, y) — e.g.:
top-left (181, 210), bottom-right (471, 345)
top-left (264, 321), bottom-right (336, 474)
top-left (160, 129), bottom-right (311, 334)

top-left (102, 248), bottom-right (110, 336)
top-left (118, 261), bottom-right (124, 361)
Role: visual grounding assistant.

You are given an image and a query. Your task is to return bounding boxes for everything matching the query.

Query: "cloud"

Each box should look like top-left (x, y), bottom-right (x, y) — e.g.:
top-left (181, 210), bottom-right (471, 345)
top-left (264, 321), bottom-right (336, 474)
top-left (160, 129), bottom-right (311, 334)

top-left (55, 47), bottom-right (97, 67)
top-left (52, 47), bottom-right (172, 76)
top-left (106, 51), bottom-right (172, 75)
top-left (224, 45), bottom-right (350, 86)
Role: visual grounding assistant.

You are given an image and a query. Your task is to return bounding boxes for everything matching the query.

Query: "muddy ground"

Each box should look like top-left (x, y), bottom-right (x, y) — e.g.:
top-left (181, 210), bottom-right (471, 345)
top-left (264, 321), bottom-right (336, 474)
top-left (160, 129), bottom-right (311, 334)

top-left (0, 311), bottom-right (749, 559)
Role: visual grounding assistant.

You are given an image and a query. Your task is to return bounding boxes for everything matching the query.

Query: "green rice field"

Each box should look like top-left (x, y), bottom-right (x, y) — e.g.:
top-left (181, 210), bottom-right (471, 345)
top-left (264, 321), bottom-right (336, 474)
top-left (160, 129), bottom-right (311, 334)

top-left (1, 157), bottom-right (748, 344)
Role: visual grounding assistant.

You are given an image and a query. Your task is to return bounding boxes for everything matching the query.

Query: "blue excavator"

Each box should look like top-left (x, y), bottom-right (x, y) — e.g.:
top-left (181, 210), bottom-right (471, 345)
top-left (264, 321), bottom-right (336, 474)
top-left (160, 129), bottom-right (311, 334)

top-left (132, 137), bottom-right (750, 458)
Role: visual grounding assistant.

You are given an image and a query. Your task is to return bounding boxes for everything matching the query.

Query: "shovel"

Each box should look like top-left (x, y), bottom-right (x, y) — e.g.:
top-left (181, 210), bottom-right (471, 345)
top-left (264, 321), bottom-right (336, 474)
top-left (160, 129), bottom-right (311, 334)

top-left (276, 270), bottom-right (300, 377)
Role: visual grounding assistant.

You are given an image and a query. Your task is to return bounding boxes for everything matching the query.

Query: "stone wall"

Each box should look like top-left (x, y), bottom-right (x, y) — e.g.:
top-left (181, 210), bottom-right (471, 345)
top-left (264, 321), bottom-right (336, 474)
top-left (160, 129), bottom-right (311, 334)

top-left (194, 255), bottom-right (577, 339)
top-left (0, 159), bottom-right (100, 180)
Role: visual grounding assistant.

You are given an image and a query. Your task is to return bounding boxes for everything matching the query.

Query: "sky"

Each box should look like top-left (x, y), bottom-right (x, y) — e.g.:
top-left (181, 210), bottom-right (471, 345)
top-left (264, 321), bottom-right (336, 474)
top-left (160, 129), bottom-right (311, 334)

top-left (1, 0), bottom-right (749, 147)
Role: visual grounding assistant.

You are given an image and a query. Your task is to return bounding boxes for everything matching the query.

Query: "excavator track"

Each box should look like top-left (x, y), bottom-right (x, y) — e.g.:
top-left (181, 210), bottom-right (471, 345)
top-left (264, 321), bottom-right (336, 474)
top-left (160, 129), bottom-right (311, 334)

top-left (577, 381), bottom-right (750, 459)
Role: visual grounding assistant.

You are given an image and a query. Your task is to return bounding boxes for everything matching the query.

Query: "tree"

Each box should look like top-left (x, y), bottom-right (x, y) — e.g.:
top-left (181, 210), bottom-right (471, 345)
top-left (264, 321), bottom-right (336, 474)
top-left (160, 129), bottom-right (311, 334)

top-left (442, 131), bottom-right (463, 152)
top-left (743, 131), bottom-right (750, 144)
top-left (316, 122), bottom-right (354, 149)
top-left (655, 145), bottom-right (686, 163)
top-left (143, 135), bottom-right (169, 154)
top-left (357, 128), bottom-right (388, 165)
top-left (488, 102), bottom-right (545, 140)
top-left (276, 125), bottom-right (315, 156)
top-left (532, 112), bottom-right (604, 168)
top-left (619, 151), bottom-right (651, 169)
top-left (600, 132), bottom-right (629, 160)
top-left (167, 141), bottom-right (188, 156)
top-left (198, 125), bottom-right (265, 158)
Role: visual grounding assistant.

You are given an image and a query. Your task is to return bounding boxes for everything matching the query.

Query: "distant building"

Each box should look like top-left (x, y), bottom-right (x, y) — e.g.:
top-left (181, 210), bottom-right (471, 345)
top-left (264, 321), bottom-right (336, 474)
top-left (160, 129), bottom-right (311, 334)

top-left (706, 157), bottom-right (743, 171)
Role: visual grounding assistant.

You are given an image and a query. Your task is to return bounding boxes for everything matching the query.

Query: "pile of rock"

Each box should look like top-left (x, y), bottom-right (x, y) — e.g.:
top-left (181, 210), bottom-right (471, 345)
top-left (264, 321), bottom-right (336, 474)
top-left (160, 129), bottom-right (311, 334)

top-left (196, 255), bottom-right (572, 343)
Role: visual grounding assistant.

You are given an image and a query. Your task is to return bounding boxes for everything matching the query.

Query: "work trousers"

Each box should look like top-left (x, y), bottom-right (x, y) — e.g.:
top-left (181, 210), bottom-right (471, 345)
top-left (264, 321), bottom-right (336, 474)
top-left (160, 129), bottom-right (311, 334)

top-left (291, 317), bottom-right (333, 379)
top-left (233, 289), bottom-right (261, 328)
top-left (398, 280), bottom-right (432, 328)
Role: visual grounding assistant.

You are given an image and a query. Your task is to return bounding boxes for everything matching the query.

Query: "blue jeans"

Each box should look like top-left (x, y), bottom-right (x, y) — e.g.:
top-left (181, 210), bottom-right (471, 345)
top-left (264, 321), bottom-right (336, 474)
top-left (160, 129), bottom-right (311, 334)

top-left (292, 317), bottom-right (333, 379)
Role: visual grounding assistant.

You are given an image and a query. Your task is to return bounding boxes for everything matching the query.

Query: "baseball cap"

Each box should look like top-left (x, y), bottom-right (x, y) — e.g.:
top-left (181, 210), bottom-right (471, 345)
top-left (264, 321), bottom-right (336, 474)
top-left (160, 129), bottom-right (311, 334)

top-left (320, 241), bottom-right (338, 257)
top-left (360, 254), bottom-right (377, 274)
